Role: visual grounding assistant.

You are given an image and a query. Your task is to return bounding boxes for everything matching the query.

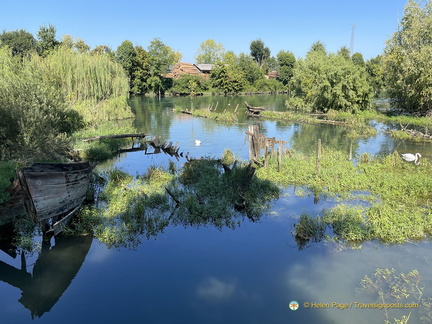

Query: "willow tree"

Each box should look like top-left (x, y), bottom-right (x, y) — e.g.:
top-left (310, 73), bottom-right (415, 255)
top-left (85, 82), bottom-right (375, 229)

top-left (0, 47), bottom-right (73, 160)
top-left (290, 47), bottom-right (372, 112)
top-left (383, 0), bottom-right (432, 114)
top-left (30, 46), bottom-right (132, 124)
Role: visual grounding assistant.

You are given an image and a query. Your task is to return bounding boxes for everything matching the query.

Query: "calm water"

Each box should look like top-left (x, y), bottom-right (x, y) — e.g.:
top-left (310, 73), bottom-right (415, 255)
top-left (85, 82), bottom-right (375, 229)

top-left (1, 95), bottom-right (432, 324)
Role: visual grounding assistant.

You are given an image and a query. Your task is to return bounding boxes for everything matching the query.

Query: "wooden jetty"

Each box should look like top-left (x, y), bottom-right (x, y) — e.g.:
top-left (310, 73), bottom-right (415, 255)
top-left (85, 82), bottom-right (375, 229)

top-left (81, 133), bottom-right (147, 142)
top-left (245, 101), bottom-right (266, 116)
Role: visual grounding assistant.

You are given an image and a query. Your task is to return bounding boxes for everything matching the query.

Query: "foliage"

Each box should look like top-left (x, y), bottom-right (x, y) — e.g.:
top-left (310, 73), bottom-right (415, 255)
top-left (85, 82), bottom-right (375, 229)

top-left (0, 47), bottom-right (75, 161)
top-left (131, 46), bottom-right (151, 94)
top-left (250, 39), bottom-right (270, 68)
top-left (72, 120), bottom-right (137, 162)
top-left (383, 0), bottom-right (432, 114)
top-left (73, 157), bottom-right (279, 248)
top-left (36, 24), bottom-right (60, 57)
top-left (366, 55), bottom-right (385, 97)
top-left (195, 39), bottom-right (225, 64)
top-left (237, 53), bottom-right (265, 85)
top-left (116, 40), bottom-right (137, 80)
top-left (169, 74), bottom-right (210, 95)
top-left (0, 161), bottom-right (19, 203)
top-left (290, 48), bottom-right (373, 112)
top-left (256, 147), bottom-right (432, 244)
top-left (0, 29), bottom-right (36, 58)
top-left (277, 50), bottom-right (296, 85)
top-left (211, 62), bottom-right (246, 94)
top-left (33, 46), bottom-right (132, 124)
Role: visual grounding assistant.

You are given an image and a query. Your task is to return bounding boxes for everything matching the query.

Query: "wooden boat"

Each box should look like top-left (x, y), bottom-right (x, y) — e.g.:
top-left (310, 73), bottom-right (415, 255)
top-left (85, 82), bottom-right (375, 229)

top-left (244, 101), bottom-right (266, 115)
top-left (17, 162), bottom-right (93, 235)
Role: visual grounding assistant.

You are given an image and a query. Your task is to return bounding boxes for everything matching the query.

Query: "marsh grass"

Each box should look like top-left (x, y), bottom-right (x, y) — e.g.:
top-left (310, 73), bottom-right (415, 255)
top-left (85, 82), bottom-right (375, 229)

top-left (257, 147), bottom-right (432, 244)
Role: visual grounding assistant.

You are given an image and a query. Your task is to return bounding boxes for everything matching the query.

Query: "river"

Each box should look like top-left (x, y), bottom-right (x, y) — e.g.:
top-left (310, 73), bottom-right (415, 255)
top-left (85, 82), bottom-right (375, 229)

top-left (1, 94), bottom-right (431, 324)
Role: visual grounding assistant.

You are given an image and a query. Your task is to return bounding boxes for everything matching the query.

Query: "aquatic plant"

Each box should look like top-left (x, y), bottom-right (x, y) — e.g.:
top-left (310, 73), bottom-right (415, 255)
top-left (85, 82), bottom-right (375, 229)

top-left (357, 268), bottom-right (426, 323)
top-left (72, 156), bottom-right (279, 248)
top-left (256, 146), bottom-right (432, 244)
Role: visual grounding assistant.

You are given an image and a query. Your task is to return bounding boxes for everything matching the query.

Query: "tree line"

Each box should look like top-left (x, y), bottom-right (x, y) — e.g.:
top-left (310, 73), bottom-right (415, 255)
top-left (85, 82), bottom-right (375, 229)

top-left (0, 0), bottom-right (431, 161)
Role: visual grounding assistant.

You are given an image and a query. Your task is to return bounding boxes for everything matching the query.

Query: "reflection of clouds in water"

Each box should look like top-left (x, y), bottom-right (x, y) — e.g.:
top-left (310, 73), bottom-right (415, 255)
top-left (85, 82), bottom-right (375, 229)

top-left (196, 277), bottom-right (236, 302)
top-left (285, 243), bottom-right (432, 323)
top-left (86, 240), bottom-right (113, 263)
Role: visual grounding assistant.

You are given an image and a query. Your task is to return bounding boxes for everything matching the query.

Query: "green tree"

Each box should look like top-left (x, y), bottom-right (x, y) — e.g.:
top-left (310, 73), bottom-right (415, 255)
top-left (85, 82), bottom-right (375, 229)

top-left (366, 55), bottom-right (385, 97)
top-left (337, 46), bottom-right (351, 60)
top-left (223, 51), bottom-right (238, 66)
top-left (195, 39), bottom-right (225, 64)
top-left (0, 29), bottom-right (36, 57)
top-left (277, 50), bottom-right (296, 85)
top-left (238, 53), bottom-right (265, 86)
top-left (211, 62), bottom-right (246, 94)
top-left (290, 49), bottom-right (372, 112)
top-left (383, 0), bottom-right (432, 114)
top-left (352, 52), bottom-right (365, 67)
top-left (308, 41), bottom-right (327, 56)
top-left (116, 40), bottom-right (137, 79)
top-left (37, 24), bottom-right (60, 57)
top-left (131, 46), bottom-right (151, 94)
top-left (147, 38), bottom-right (181, 96)
top-left (250, 39), bottom-right (270, 68)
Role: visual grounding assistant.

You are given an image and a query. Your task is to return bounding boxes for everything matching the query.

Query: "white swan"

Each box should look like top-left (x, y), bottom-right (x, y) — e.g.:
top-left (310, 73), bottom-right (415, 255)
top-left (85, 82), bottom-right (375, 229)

top-left (401, 153), bottom-right (422, 165)
top-left (195, 139), bottom-right (201, 146)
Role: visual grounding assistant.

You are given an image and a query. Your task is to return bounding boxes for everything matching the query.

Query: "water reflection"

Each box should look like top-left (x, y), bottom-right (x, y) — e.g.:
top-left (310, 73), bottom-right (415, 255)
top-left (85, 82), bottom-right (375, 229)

top-left (0, 235), bottom-right (92, 318)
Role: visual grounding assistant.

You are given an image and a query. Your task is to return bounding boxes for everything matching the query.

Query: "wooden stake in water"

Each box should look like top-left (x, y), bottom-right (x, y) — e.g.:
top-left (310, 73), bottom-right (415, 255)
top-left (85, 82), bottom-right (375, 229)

top-left (316, 139), bottom-right (321, 176)
top-left (278, 138), bottom-right (283, 172)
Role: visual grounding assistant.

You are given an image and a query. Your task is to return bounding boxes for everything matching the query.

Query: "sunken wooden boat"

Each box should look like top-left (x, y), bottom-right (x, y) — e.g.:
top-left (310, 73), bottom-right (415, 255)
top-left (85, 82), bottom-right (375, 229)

top-left (17, 162), bottom-right (93, 235)
top-left (244, 101), bottom-right (266, 115)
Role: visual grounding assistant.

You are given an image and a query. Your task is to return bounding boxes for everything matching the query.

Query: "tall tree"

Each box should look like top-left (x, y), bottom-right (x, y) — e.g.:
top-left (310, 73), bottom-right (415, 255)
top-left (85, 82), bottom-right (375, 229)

top-left (116, 40), bottom-right (137, 79)
top-left (211, 62), bottom-right (246, 94)
top-left (308, 41), bottom-right (327, 56)
top-left (37, 24), bottom-right (60, 57)
top-left (131, 46), bottom-right (151, 94)
top-left (148, 38), bottom-right (180, 76)
top-left (0, 29), bottom-right (36, 57)
top-left (277, 50), bottom-right (296, 85)
top-left (383, 0), bottom-right (432, 114)
top-left (195, 39), bottom-right (225, 64)
top-left (250, 39), bottom-right (270, 67)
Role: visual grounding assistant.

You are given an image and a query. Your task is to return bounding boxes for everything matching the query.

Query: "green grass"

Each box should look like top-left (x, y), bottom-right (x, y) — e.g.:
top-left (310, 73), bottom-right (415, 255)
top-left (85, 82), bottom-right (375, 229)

top-left (256, 147), bottom-right (432, 244)
top-left (0, 161), bottom-right (19, 203)
top-left (71, 120), bottom-right (138, 162)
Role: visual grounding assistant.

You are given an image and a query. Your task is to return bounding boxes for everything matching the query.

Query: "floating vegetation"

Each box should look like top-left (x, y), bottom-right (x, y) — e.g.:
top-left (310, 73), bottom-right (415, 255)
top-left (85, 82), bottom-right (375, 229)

top-left (177, 107), bottom-right (238, 123)
top-left (357, 268), bottom-right (431, 323)
top-left (257, 147), bottom-right (432, 245)
top-left (71, 156), bottom-right (279, 248)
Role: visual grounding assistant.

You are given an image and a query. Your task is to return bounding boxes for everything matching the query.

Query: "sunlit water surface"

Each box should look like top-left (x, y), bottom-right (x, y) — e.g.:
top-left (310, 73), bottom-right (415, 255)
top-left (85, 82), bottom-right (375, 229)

top-left (1, 95), bottom-right (432, 324)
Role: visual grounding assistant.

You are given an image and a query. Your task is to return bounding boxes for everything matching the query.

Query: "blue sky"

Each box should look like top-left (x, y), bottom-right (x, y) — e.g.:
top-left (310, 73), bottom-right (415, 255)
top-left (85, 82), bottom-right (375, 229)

top-left (1, 0), bottom-right (408, 62)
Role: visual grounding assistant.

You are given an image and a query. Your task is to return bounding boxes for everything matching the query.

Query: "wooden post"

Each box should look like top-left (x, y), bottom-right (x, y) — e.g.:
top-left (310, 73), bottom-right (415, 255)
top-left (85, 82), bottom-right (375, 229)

top-left (277, 138), bottom-right (283, 172)
top-left (264, 140), bottom-right (269, 167)
top-left (316, 139), bottom-right (321, 176)
top-left (349, 141), bottom-right (353, 161)
top-left (247, 125), bottom-right (261, 161)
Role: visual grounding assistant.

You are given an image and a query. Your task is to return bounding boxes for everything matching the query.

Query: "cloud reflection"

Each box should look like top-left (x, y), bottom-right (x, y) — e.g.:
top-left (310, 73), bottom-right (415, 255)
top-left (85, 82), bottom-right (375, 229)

top-left (196, 277), bottom-right (236, 302)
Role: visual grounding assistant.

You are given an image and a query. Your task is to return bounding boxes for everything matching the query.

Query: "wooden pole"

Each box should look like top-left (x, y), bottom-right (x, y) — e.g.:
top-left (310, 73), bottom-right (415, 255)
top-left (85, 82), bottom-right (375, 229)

top-left (277, 138), bottom-right (283, 172)
top-left (316, 139), bottom-right (321, 176)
